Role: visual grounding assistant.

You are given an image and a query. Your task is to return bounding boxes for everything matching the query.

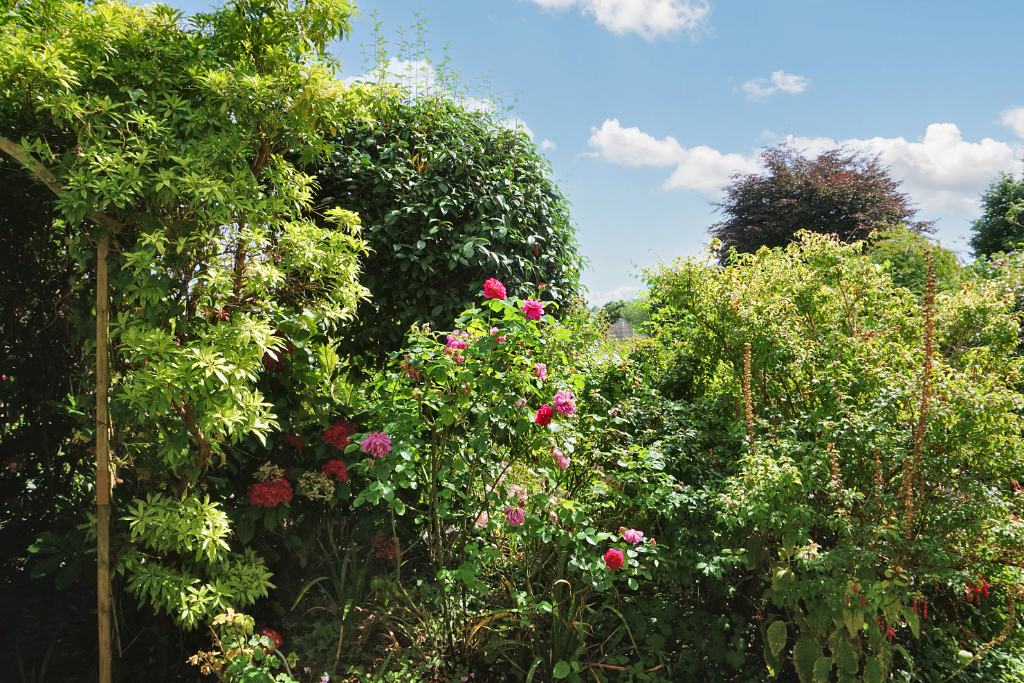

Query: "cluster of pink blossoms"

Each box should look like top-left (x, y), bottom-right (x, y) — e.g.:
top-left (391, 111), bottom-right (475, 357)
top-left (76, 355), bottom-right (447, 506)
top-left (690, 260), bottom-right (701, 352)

top-left (535, 390), bottom-right (575, 426)
top-left (552, 447), bottom-right (570, 470)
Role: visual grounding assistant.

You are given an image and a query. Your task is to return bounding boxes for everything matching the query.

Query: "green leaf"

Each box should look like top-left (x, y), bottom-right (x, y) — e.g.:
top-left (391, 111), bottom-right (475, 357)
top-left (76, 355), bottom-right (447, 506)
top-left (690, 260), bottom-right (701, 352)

top-left (863, 657), bottom-right (884, 683)
top-left (830, 630), bottom-right (859, 674)
top-left (812, 657), bottom-right (832, 683)
top-left (793, 634), bottom-right (822, 683)
top-left (902, 605), bottom-right (920, 638)
top-left (30, 554), bottom-right (66, 579)
top-left (552, 661), bottom-right (571, 679)
top-left (767, 620), bottom-right (787, 656)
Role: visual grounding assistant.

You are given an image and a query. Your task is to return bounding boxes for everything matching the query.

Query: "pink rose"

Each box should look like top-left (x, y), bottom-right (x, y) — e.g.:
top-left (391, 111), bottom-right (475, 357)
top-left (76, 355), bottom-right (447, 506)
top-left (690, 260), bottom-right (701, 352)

top-left (534, 363), bottom-right (547, 381)
top-left (622, 529), bottom-right (644, 544)
top-left (552, 447), bottom-right (570, 470)
top-left (503, 506), bottom-right (525, 527)
top-left (521, 299), bottom-right (544, 320)
top-left (446, 330), bottom-right (468, 352)
top-left (552, 389), bottom-right (575, 416)
top-left (360, 432), bottom-right (392, 458)
top-left (535, 404), bottom-right (554, 426)
top-left (604, 548), bottom-right (624, 570)
top-left (484, 278), bottom-right (507, 299)
top-left (490, 327), bottom-right (506, 342)
top-left (515, 398), bottom-right (528, 408)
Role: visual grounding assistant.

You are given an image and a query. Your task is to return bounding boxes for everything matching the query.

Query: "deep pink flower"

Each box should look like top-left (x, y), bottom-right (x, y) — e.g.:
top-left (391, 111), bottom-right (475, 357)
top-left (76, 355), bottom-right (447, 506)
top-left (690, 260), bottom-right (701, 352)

top-left (521, 299), bottom-right (545, 320)
top-left (322, 460), bottom-right (349, 482)
top-left (553, 389), bottom-right (576, 416)
top-left (490, 327), bottom-right (506, 341)
top-left (361, 432), bottom-right (392, 458)
top-left (534, 363), bottom-right (547, 381)
top-left (604, 548), bottom-right (624, 570)
top-left (535, 404), bottom-right (554, 426)
top-left (446, 330), bottom-right (468, 351)
top-left (483, 278), bottom-right (507, 299)
top-left (503, 506), bottom-right (525, 527)
top-left (622, 529), bottom-right (644, 544)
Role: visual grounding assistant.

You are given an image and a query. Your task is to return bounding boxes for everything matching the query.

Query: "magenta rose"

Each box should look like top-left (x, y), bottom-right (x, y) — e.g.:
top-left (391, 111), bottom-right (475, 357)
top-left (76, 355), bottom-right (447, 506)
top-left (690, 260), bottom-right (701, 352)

top-left (535, 404), bottom-right (554, 426)
top-left (503, 506), bottom-right (525, 527)
top-left (622, 529), bottom-right (644, 544)
top-left (552, 389), bottom-right (576, 416)
top-left (360, 432), bottom-right (392, 458)
top-left (521, 299), bottom-right (544, 320)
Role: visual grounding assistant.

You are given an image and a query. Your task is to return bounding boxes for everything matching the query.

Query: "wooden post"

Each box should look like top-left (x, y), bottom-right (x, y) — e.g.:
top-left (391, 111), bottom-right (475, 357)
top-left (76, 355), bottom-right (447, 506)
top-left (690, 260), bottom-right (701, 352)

top-left (96, 232), bottom-right (112, 683)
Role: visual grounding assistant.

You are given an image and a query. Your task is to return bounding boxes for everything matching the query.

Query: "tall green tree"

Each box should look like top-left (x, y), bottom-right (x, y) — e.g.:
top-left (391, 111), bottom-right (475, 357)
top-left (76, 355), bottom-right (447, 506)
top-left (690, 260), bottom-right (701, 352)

top-left (0, 0), bottom-right (381, 638)
top-left (968, 170), bottom-right (1024, 257)
top-left (710, 143), bottom-right (932, 263)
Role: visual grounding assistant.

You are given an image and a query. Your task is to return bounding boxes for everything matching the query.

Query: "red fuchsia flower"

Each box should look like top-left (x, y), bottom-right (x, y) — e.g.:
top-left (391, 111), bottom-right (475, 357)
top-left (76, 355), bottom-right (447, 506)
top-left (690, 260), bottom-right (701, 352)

top-left (534, 363), bottom-right (547, 381)
top-left (535, 404), bottom-right (554, 426)
top-left (256, 627), bottom-right (283, 653)
top-left (248, 478), bottom-right (293, 507)
top-left (604, 548), bottom-right (624, 570)
top-left (321, 460), bottom-right (349, 482)
top-left (522, 299), bottom-right (545, 320)
top-left (321, 420), bottom-right (357, 450)
top-left (552, 389), bottom-right (576, 416)
top-left (622, 529), bottom-right (644, 544)
top-left (483, 278), bottom-right (507, 299)
top-left (503, 506), bottom-right (526, 527)
top-left (361, 432), bottom-right (392, 458)
top-left (282, 432), bottom-right (305, 450)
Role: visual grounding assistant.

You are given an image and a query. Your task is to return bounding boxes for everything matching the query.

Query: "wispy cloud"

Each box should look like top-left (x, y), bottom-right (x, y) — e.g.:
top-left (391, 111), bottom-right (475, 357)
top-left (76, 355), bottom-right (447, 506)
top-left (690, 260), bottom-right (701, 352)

top-left (741, 70), bottom-right (811, 100)
top-left (527, 0), bottom-right (711, 41)
top-left (587, 117), bottom-right (1021, 214)
top-left (541, 139), bottom-right (557, 151)
top-left (591, 284), bottom-right (640, 305)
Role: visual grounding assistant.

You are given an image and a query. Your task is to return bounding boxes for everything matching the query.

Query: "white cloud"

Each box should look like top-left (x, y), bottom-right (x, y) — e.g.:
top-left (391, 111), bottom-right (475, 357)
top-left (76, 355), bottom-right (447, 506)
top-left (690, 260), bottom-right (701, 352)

top-left (591, 284), bottom-right (639, 306)
top-left (1000, 106), bottom-right (1024, 138)
top-left (587, 118), bottom-right (758, 192)
top-left (787, 124), bottom-right (1019, 213)
top-left (528, 0), bottom-right (711, 41)
top-left (541, 139), bottom-right (557, 151)
top-left (741, 70), bottom-right (810, 100)
top-left (588, 118), bottom-right (1021, 214)
top-left (501, 117), bottom-right (535, 140)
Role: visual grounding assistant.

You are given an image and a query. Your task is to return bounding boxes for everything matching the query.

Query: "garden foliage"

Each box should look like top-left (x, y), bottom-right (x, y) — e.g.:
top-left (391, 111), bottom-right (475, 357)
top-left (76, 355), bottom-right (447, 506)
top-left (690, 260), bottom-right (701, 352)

top-left (314, 95), bottom-right (583, 367)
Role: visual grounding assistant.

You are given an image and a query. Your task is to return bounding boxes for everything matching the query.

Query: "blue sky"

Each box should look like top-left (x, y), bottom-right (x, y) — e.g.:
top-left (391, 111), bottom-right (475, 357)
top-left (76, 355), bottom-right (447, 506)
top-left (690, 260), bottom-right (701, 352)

top-left (166, 0), bottom-right (1024, 304)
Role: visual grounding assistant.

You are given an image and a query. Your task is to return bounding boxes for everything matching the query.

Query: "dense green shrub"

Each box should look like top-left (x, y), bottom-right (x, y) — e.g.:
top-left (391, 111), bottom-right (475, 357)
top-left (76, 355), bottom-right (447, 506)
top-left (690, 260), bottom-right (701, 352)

top-left (643, 232), bottom-right (1024, 682)
top-left (314, 95), bottom-right (584, 367)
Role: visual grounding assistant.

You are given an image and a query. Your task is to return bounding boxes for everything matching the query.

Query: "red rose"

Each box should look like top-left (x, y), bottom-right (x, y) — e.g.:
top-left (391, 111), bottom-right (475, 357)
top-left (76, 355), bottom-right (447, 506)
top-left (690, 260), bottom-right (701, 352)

top-left (256, 627), bottom-right (282, 653)
top-left (535, 404), bottom-right (554, 426)
top-left (604, 548), bottom-right (624, 570)
top-left (322, 459), bottom-right (348, 482)
top-left (483, 278), bottom-right (507, 299)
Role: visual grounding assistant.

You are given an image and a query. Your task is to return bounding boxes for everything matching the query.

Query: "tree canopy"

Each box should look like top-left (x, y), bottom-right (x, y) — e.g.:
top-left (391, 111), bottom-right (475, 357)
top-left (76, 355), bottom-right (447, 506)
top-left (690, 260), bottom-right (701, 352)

top-left (709, 143), bottom-right (932, 262)
top-left (968, 170), bottom-right (1024, 257)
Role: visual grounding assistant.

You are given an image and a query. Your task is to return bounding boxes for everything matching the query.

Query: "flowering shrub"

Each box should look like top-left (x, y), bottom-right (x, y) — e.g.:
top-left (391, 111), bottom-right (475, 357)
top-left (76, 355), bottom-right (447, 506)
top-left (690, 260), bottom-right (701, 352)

top-left (321, 459), bottom-right (348, 482)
